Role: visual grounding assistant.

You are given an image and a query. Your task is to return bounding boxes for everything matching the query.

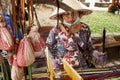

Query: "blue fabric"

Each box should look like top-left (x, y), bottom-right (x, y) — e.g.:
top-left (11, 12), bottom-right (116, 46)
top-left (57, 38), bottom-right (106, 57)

top-left (4, 13), bottom-right (13, 34)
top-left (4, 13), bottom-right (23, 39)
top-left (15, 30), bottom-right (23, 40)
top-left (4, 13), bottom-right (10, 25)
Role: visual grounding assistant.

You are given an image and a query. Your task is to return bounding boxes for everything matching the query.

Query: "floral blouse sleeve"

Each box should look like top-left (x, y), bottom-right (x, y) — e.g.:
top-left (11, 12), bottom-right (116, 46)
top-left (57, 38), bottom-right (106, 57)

top-left (79, 22), bottom-right (95, 55)
top-left (46, 26), bottom-right (61, 54)
top-left (80, 22), bottom-right (105, 61)
top-left (46, 28), bottom-right (56, 46)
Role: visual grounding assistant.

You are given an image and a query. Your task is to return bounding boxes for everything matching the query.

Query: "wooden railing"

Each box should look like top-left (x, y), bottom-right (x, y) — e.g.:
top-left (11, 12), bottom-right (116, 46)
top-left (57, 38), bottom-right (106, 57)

top-left (94, 41), bottom-right (120, 48)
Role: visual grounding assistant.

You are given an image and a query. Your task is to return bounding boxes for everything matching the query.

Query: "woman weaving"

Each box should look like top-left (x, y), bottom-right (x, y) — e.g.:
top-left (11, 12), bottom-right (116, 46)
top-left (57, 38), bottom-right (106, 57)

top-left (46, 0), bottom-right (106, 70)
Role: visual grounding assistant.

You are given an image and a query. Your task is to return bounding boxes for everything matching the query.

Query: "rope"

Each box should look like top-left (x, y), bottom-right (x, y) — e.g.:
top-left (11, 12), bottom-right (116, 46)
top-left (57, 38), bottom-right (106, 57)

top-left (33, 7), bottom-right (41, 27)
top-left (56, 0), bottom-right (60, 28)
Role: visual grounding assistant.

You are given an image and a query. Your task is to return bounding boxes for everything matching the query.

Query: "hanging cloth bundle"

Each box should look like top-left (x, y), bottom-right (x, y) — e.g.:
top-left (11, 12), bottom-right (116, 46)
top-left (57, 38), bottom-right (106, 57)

top-left (28, 5), bottom-right (46, 57)
top-left (16, 35), bottom-right (35, 67)
top-left (11, 55), bottom-right (24, 80)
top-left (28, 26), bottom-right (46, 58)
top-left (0, 25), bottom-right (14, 50)
top-left (0, 2), bottom-right (14, 51)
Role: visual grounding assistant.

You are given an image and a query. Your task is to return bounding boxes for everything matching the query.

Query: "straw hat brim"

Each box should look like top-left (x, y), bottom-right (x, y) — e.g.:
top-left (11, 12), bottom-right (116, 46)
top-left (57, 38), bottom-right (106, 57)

top-left (49, 8), bottom-right (92, 20)
top-left (49, 0), bottom-right (92, 20)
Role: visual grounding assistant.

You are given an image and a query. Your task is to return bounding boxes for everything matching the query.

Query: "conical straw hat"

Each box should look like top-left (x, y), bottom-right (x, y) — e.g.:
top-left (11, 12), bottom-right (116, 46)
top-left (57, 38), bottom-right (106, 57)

top-left (50, 0), bottom-right (92, 20)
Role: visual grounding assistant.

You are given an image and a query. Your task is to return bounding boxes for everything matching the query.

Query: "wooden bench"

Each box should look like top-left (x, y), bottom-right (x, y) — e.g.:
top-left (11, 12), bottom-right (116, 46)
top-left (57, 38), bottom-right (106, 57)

top-left (95, 2), bottom-right (111, 7)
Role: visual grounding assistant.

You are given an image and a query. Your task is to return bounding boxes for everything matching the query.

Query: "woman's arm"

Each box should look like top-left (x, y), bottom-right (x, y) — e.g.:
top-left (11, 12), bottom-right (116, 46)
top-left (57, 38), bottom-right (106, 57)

top-left (80, 22), bottom-right (106, 62)
top-left (46, 27), bottom-right (60, 54)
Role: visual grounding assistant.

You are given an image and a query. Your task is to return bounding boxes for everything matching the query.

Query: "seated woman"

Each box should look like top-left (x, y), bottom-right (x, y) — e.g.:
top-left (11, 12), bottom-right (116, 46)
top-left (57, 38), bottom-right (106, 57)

top-left (46, 0), bottom-right (106, 70)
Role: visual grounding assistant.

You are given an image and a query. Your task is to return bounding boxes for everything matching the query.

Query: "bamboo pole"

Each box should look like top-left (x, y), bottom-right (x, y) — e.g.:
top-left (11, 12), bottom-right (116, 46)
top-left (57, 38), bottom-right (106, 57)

top-left (21, 0), bottom-right (25, 34)
top-left (28, 65), bottom-right (32, 80)
top-left (12, 0), bottom-right (17, 37)
top-left (62, 59), bottom-right (83, 80)
top-left (27, 0), bottom-right (31, 27)
top-left (26, 0), bottom-right (33, 80)
top-left (30, 0), bottom-right (33, 22)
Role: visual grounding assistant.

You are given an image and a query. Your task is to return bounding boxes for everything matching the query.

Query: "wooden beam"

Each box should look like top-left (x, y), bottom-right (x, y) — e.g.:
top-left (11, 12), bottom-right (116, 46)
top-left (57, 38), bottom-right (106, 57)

top-left (33, 0), bottom-right (74, 11)
top-left (94, 41), bottom-right (120, 48)
top-left (112, 0), bottom-right (115, 5)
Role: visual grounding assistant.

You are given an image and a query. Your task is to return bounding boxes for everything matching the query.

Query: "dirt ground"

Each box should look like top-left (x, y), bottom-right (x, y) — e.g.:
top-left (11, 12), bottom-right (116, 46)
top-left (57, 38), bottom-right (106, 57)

top-left (35, 4), bottom-right (57, 26)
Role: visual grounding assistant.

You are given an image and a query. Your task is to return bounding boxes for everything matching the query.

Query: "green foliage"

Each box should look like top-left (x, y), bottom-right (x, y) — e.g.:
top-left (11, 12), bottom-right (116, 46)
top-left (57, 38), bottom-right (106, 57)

top-left (81, 11), bottom-right (120, 34)
top-left (111, 5), bottom-right (120, 13)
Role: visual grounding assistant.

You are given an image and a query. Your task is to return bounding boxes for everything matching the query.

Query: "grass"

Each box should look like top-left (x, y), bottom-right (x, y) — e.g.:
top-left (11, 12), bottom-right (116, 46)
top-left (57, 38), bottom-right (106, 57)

top-left (81, 11), bottom-right (120, 34)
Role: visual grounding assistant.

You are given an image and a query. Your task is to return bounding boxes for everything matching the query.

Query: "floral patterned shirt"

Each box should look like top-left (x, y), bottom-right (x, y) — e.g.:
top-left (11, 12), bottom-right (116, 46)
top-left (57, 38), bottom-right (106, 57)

top-left (46, 22), bottom-right (96, 69)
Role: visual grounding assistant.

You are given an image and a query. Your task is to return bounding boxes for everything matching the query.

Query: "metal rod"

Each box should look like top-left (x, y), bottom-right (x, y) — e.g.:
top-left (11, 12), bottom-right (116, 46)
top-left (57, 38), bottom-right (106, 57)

top-left (102, 27), bottom-right (106, 53)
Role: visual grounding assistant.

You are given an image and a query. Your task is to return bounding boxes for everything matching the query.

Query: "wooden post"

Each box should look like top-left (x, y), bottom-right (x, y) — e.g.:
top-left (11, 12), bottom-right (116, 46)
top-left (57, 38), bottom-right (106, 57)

top-left (112, 0), bottom-right (115, 5)
top-left (12, 0), bottom-right (17, 37)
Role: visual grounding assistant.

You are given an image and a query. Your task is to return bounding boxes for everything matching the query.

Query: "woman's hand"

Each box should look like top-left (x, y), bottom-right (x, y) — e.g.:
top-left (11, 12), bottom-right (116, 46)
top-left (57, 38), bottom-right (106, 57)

top-left (93, 50), bottom-right (107, 62)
